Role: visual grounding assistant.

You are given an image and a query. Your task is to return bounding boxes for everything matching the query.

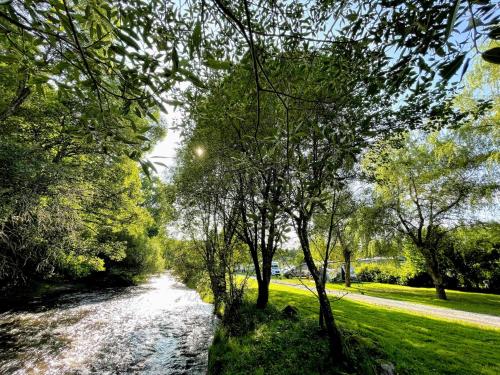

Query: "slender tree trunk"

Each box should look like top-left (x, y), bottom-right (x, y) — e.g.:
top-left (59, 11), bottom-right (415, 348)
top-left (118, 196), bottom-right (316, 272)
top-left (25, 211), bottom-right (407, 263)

top-left (344, 251), bottom-right (351, 288)
top-left (319, 261), bottom-right (328, 329)
top-left (209, 274), bottom-right (224, 316)
top-left (297, 220), bottom-right (343, 362)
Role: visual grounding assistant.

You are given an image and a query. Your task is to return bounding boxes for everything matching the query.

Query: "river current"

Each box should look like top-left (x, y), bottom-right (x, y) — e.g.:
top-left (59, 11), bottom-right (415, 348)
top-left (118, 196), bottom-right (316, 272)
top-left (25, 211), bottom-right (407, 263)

top-left (0, 273), bottom-right (215, 374)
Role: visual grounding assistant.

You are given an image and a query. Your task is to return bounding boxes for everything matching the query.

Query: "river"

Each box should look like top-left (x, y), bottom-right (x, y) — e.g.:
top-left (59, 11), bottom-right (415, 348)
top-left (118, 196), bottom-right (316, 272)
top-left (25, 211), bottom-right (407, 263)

top-left (0, 273), bottom-right (215, 374)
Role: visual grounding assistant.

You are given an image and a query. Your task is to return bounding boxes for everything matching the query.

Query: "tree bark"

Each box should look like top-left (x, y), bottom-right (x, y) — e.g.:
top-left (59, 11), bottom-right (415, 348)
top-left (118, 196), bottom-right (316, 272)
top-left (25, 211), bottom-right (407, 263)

top-left (297, 218), bottom-right (343, 362)
top-left (344, 251), bottom-right (351, 288)
top-left (256, 275), bottom-right (270, 309)
top-left (0, 74), bottom-right (31, 121)
top-left (428, 267), bottom-right (447, 300)
top-left (421, 247), bottom-right (447, 300)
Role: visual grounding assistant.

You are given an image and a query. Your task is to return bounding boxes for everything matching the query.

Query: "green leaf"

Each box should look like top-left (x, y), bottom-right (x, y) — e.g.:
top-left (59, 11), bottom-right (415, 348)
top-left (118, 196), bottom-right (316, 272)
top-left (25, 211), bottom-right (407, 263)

top-left (0, 0), bottom-right (13, 4)
top-left (346, 13), bottom-right (357, 22)
top-left (439, 53), bottom-right (465, 80)
top-left (115, 29), bottom-right (140, 50)
top-left (32, 73), bottom-right (51, 84)
top-left (110, 44), bottom-right (127, 55)
top-left (460, 57), bottom-right (470, 80)
top-left (172, 47), bottom-right (179, 71)
top-left (178, 68), bottom-right (206, 89)
top-left (136, 135), bottom-right (150, 142)
top-left (444, 0), bottom-right (460, 40)
top-left (140, 159), bottom-right (157, 180)
top-left (192, 21), bottom-right (202, 51)
top-left (140, 160), bottom-right (152, 179)
top-left (204, 58), bottom-right (232, 70)
top-left (488, 26), bottom-right (500, 40)
top-left (146, 111), bottom-right (159, 123)
top-left (482, 47), bottom-right (500, 64)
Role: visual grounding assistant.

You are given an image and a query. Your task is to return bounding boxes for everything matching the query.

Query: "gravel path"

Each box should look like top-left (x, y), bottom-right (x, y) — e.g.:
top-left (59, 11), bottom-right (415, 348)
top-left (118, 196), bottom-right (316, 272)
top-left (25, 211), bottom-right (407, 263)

top-left (271, 280), bottom-right (500, 329)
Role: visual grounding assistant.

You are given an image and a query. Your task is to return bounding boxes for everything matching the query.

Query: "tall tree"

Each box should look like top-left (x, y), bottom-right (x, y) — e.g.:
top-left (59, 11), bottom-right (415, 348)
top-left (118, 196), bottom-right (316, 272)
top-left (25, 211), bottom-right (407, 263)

top-left (365, 129), bottom-right (498, 299)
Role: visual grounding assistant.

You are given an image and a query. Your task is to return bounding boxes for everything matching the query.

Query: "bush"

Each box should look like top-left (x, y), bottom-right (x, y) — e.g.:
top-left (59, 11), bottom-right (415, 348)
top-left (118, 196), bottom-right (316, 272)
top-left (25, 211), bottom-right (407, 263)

top-left (356, 263), bottom-right (401, 284)
top-left (354, 259), bottom-right (431, 286)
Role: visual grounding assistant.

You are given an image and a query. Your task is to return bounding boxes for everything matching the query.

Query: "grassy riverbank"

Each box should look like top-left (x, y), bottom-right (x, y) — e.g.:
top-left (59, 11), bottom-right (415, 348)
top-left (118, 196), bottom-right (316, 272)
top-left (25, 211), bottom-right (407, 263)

top-left (208, 279), bottom-right (500, 375)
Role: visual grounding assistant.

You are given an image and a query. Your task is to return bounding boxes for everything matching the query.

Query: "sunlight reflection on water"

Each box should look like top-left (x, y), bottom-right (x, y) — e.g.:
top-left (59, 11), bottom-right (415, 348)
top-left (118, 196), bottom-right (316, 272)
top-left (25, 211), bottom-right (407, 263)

top-left (0, 273), bottom-right (215, 374)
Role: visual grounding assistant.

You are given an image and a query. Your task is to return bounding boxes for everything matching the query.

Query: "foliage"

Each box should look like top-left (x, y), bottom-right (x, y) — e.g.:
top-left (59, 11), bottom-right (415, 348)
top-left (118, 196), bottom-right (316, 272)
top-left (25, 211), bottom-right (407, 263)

top-left (356, 225), bottom-right (500, 292)
top-left (0, 52), bottom-right (171, 285)
top-left (356, 263), bottom-right (406, 285)
top-left (441, 224), bottom-right (500, 291)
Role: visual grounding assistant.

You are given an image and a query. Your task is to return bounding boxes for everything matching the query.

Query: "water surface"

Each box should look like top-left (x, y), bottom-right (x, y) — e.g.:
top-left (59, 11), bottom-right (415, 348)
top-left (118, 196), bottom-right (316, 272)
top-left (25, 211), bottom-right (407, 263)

top-left (0, 273), bottom-right (215, 374)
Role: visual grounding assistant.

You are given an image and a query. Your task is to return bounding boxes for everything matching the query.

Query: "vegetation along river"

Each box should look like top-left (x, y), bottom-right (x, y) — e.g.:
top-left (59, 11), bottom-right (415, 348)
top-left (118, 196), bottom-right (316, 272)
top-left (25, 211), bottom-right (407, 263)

top-left (0, 273), bottom-right (215, 374)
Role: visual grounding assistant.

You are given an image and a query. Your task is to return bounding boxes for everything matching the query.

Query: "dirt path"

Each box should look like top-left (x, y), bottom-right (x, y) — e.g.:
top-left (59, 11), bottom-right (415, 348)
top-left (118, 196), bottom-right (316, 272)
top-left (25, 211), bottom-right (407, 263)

top-left (271, 280), bottom-right (500, 329)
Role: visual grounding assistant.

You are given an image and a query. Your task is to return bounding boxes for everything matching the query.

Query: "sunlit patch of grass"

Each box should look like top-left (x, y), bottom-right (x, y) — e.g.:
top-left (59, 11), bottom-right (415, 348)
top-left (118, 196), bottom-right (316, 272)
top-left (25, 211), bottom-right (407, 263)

top-left (280, 278), bottom-right (500, 316)
top-left (222, 278), bottom-right (499, 374)
top-left (262, 281), bottom-right (500, 375)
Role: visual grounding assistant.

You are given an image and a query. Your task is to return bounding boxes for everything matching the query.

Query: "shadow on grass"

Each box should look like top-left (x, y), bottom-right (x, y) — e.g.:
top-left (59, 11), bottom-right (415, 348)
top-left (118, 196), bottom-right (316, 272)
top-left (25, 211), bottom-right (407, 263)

top-left (267, 284), bottom-right (500, 375)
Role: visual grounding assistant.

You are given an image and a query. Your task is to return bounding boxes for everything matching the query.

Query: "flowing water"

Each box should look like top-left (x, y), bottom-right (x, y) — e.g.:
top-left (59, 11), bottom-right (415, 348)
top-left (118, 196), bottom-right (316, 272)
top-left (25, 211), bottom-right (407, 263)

top-left (0, 273), bottom-right (215, 374)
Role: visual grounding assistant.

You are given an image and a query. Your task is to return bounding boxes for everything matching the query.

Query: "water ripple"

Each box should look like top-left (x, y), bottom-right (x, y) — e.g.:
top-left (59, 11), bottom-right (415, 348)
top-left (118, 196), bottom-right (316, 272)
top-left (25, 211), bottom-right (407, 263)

top-left (0, 273), bottom-right (215, 374)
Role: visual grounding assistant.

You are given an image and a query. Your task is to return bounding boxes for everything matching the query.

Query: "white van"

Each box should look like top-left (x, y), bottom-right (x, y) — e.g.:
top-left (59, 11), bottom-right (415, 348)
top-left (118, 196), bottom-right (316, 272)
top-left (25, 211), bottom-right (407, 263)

top-left (271, 262), bottom-right (281, 276)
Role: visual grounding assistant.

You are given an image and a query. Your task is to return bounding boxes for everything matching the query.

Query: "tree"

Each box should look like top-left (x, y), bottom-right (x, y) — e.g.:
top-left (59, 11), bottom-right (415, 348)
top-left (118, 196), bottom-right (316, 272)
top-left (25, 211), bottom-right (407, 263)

top-left (365, 48), bottom-right (499, 299)
top-left (176, 59), bottom-right (289, 309)
top-left (441, 223), bottom-right (500, 291)
top-left (174, 95), bottom-right (252, 314)
top-left (0, 0), bottom-right (197, 120)
top-left (365, 129), bottom-right (498, 299)
top-left (0, 44), bottom-right (170, 285)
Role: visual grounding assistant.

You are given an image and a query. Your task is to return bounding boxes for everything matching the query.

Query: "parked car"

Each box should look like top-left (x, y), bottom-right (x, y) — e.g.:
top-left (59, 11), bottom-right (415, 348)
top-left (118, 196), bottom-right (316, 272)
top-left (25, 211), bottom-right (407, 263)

top-left (271, 261), bottom-right (281, 276)
top-left (284, 263), bottom-right (311, 278)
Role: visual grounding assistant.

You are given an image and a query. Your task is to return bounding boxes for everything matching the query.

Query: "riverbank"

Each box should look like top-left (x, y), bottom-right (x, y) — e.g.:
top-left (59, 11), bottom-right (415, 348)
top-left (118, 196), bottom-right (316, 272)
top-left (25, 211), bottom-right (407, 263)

top-left (207, 279), bottom-right (500, 375)
top-left (0, 269), bottom-right (151, 312)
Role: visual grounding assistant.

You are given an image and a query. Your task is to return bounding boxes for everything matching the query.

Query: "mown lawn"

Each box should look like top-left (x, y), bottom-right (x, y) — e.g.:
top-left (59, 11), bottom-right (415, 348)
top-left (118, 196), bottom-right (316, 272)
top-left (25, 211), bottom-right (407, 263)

top-left (279, 278), bottom-right (500, 316)
top-left (238, 279), bottom-right (500, 375)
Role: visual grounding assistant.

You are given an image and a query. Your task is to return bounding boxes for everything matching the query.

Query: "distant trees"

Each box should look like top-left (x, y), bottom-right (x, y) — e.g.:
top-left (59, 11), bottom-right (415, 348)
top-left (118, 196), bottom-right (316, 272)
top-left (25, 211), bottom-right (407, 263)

top-left (365, 129), bottom-right (498, 299)
top-left (363, 51), bottom-right (499, 299)
top-left (441, 224), bottom-right (500, 291)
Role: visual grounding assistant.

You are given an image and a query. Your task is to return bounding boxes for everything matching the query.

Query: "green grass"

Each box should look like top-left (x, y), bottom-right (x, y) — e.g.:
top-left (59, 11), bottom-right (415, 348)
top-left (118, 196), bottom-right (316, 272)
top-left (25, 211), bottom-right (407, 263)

top-left (255, 280), bottom-right (500, 375)
top-left (279, 278), bottom-right (500, 316)
top-left (209, 296), bottom-right (383, 375)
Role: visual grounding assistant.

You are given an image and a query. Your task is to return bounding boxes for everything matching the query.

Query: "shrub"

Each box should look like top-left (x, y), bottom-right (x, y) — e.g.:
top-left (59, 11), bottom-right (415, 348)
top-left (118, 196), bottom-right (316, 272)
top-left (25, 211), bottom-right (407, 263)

top-left (355, 263), bottom-right (401, 284)
top-left (355, 259), bottom-right (426, 286)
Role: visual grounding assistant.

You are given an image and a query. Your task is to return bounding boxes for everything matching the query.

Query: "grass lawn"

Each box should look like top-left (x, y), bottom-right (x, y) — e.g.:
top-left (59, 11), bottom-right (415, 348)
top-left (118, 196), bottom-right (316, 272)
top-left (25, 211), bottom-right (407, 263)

top-left (232, 279), bottom-right (500, 375)
top-left (279, 278), bottom-right (500, 316)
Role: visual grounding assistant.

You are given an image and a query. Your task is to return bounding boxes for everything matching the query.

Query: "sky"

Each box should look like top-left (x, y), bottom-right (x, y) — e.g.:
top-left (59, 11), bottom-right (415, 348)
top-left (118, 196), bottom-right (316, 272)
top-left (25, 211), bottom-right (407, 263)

top-left (147, 107), bottom-right (183, 179)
